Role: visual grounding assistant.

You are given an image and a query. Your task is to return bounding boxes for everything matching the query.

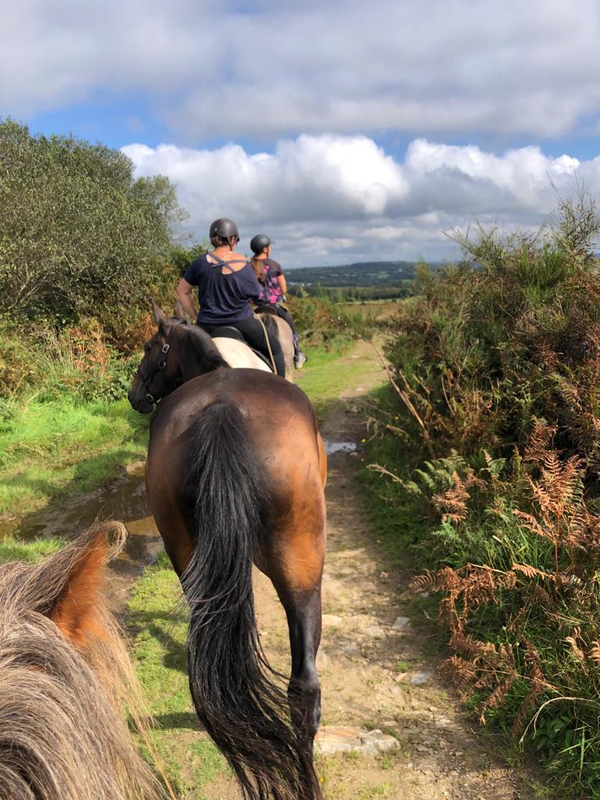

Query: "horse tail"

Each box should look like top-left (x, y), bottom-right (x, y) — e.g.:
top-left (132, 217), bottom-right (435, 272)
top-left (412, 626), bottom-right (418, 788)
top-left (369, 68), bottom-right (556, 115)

top-left (183, 400), bottom-right (320, 800)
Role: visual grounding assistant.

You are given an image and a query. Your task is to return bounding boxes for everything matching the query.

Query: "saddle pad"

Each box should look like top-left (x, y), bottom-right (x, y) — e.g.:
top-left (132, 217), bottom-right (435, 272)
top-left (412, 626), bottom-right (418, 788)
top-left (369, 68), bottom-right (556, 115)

top-left (211, 327), bottom-right (273, 371)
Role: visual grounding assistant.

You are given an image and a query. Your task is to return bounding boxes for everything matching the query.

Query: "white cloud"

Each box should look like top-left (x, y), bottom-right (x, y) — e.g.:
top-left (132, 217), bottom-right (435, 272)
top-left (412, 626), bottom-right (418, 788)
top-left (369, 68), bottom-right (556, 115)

top-left (122, 134), bottom-right (600, 266)
top-left (3, 0), bottom-right (600, 140)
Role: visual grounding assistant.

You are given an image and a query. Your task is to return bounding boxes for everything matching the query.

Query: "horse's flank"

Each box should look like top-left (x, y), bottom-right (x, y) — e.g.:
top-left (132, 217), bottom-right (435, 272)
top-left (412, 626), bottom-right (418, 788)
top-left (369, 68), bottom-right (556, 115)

top-left (0, 523), bottom-right (167, 800)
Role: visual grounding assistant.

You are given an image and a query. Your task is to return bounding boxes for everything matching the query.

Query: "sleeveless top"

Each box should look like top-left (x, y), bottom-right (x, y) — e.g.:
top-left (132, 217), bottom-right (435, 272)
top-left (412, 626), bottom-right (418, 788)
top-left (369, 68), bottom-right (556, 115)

top-left (184, 253), bottom-right (262, 325)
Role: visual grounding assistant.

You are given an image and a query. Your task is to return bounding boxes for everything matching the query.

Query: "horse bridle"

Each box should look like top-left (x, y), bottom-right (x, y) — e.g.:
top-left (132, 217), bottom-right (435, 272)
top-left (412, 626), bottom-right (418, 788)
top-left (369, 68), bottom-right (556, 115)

top-left (136, 333), bottom-right (181, 405)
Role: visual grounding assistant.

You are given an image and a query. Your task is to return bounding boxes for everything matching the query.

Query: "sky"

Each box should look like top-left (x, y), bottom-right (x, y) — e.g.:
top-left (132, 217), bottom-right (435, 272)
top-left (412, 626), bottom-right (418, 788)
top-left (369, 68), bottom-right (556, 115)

top-left (3, 0), bottom-right (600, 267)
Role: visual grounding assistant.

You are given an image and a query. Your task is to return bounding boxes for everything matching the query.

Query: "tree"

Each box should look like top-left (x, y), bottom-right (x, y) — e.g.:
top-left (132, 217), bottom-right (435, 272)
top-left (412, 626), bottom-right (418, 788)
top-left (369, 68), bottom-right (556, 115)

top-left (0, 119), bottom-right (185, 321)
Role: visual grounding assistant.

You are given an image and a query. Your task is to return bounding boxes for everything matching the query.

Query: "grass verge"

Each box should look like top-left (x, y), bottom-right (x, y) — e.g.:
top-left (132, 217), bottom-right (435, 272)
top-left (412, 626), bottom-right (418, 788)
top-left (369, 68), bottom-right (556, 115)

top-left (0, 396), bottom-right (148, 518)
top-left (128, 551), bottom-right (228, 798)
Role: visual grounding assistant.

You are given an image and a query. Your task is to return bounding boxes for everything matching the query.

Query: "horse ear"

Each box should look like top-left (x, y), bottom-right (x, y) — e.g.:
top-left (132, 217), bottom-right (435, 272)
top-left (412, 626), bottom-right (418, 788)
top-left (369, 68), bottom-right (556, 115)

top-left (46, 523), bottom-right (126, 648)
top-left (173, 300), bottom-right (186, 320)
top-left (151, 298), bottom-right (169, 329)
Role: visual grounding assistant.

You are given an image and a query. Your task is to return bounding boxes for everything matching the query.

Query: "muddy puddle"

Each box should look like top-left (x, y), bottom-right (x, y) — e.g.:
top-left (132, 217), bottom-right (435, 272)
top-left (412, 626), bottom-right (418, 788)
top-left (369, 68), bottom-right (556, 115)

top-left (0, 460), bottom-right (162, 613)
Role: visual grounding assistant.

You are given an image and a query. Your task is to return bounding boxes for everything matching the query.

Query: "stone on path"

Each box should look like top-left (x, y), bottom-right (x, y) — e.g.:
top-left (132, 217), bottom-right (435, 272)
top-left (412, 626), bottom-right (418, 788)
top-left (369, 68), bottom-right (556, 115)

top-left (315, 726), bottom-right (399, 756)
top-left (410, 669), bottom-right (433, 686)
top-left (392, 615), bottom-right (410, 631)
top-left (322, 614), bottom-right (343, 627)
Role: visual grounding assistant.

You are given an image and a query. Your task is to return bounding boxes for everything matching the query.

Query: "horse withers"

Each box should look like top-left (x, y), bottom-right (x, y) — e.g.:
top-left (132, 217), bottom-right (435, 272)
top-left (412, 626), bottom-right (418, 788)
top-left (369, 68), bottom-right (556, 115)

top-left (129, 303), bottom-right (327, 800)
top-left (0, 523), bottom-right (167, 800)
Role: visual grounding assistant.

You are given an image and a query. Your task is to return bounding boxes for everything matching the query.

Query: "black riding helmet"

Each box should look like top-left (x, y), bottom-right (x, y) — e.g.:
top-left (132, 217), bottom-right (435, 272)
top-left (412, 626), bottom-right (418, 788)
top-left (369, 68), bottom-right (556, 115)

top-left (209, 218), bottom-right (239, 240)
top-left (250, 234), bottom-right (272, 255)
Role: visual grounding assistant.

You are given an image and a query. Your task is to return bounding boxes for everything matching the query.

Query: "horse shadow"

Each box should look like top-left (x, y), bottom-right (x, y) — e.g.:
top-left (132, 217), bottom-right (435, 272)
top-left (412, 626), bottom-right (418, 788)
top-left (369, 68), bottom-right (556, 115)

top-left (128, 607), bottom-right (189, 675)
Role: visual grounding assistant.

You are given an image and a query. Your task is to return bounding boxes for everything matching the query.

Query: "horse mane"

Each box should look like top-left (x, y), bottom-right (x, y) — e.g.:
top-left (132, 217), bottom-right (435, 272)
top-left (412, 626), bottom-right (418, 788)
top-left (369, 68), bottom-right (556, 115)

top-left (0, 524), bottom-right (167, 800)
top-left (170, 317), bottom-right (230, 371)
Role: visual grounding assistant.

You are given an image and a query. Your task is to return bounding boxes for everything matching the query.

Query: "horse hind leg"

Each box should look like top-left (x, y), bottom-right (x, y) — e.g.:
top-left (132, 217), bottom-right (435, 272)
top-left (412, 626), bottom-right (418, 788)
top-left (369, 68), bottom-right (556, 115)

top-left (276, 585), bottom-right (323, 747)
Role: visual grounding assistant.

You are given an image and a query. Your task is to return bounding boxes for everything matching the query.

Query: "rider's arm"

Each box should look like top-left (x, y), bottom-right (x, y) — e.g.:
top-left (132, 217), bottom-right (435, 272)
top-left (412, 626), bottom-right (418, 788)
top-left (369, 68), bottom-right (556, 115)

top-left (176, 278), bottom-right (199, 319)
top-left (277, 274), bottom-right (287, 294)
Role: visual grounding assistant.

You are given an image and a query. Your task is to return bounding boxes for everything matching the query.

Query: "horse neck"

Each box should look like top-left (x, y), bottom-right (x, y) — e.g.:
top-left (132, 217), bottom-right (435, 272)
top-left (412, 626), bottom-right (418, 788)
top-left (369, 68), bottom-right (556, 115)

top-left (177, 325), bottom-right (227, 382)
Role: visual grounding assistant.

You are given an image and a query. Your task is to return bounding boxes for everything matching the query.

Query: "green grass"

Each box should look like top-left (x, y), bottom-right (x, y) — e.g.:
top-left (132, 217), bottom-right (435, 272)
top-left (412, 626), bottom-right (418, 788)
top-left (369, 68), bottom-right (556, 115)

top-left (295, 339), bottom-right (381, 412)
top-left (0, 395), bottom-right (148, 517)
top-left (0, 535), bottom-right (64, 562)
top-left (128, 551), bottom-right (227, 797)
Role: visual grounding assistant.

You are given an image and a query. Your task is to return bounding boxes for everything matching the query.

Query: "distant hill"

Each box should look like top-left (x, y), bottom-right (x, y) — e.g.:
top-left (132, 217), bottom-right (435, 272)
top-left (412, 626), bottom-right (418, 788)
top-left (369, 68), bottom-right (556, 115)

top-left (287, 260), bottom-right (442, 288)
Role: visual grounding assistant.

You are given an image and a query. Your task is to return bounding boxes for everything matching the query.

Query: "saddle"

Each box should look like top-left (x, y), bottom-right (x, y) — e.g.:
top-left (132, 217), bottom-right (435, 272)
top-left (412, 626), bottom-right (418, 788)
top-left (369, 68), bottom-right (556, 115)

top-left (210, 326), bottom-right (274, 371)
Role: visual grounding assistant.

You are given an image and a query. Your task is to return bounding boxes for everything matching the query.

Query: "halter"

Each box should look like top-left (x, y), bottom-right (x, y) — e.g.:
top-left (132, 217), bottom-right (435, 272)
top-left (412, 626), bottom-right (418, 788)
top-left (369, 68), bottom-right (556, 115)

top-left (136, 333), bottom-right (181, 405)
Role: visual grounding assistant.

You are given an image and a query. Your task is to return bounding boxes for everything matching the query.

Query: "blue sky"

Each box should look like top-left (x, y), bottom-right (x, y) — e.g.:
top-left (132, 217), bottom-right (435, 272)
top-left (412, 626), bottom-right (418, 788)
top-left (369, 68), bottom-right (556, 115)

top-left (3, 0), bottom-right (600, 267)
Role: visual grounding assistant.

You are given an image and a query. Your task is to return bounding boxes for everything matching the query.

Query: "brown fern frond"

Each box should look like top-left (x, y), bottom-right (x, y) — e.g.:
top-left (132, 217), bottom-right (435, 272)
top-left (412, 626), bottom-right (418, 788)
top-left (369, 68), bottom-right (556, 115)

top-left (588, 642), bottom-right (600, 666)
top-left (502, 570), bottom-right (518, 590)
top-left (511, 563), bottom-right (555, 581)
top-left (408, 570), bottom-right (438, 593)
top-left (524, 423), bottom-right (557, 464)
top-left (439, 656), bottom-right (477, 695)
top-left (565, 636), bottom-right (586, 664)
top-left (513, 509), bottom-right (552, 540)
top-left (432, 471), bottom-right (470, 522)
top-left (512, 683), bottom-right (545, 733)
top-left (479, 678), bottom-right (514, 724)
top-left (532, 584), bottom-right (554, 609)
top-left (449, 631), bottom-right (496, 661)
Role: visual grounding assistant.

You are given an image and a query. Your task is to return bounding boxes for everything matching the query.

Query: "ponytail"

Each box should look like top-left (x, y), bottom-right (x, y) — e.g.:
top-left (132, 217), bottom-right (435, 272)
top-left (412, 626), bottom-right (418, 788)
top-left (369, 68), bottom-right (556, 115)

top-left (251, 256), bottom-right (266, 283)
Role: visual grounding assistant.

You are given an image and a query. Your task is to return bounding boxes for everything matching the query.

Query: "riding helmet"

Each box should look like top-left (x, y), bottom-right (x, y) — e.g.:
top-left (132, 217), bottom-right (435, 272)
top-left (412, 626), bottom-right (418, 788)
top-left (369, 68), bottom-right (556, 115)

top-left (209, 218), bottom-right (239, 240)
top-left (250, 234), bottom-right (272, 254)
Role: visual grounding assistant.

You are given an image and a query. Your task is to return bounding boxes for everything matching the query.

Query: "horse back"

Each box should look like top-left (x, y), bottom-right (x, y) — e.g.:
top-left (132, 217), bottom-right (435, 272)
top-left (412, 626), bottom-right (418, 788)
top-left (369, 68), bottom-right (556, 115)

top-left (145, 369), bottom-right (326, 581)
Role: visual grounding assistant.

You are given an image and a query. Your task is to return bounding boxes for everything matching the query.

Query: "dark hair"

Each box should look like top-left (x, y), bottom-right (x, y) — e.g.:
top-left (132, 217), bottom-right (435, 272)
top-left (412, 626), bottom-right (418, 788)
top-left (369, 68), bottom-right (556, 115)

top-left (250, 256), bottom-right (266, 283)
top-left (211, 235), bottom-right (239, 249)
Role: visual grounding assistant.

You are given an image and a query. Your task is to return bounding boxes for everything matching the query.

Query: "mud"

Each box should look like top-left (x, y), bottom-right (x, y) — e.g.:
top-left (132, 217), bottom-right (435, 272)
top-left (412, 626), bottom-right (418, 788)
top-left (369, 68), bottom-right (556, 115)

top-left (1, 460), bottom-right (162, 614)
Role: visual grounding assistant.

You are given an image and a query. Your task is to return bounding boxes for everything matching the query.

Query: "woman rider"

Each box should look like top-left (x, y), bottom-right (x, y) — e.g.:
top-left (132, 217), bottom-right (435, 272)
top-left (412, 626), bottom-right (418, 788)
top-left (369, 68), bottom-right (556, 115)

top-left (250, 234), bottom-right (306, 367)
top-left (176, 218), bottom-right (286, 377)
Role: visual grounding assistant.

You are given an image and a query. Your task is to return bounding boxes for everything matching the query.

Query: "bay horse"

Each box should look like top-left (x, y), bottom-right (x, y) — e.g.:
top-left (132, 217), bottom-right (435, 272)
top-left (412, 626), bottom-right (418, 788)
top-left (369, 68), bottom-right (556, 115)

top-left (128, 303), bottom-right (327, 800)
top-left (0, 523), bottom-right (168, 800)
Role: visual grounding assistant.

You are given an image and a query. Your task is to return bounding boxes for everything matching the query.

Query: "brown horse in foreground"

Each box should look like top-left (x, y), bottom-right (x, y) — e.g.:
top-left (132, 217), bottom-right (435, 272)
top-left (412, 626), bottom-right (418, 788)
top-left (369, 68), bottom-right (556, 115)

top-left (128, 304), bottom-right (327, 800)
top-left (0, 523), bottom-right (167, 800)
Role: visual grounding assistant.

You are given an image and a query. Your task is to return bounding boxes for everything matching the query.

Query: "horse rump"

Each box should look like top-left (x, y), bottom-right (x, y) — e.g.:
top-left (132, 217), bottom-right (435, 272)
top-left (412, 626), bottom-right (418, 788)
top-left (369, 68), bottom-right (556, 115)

top-left (183, 400), bottom-right (320, 800)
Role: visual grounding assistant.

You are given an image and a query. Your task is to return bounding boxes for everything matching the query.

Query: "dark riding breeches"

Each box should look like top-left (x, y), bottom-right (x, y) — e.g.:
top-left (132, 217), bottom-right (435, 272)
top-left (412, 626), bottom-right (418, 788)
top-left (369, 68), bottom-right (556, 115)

top-left (199, 317), bottom-right (286, 377)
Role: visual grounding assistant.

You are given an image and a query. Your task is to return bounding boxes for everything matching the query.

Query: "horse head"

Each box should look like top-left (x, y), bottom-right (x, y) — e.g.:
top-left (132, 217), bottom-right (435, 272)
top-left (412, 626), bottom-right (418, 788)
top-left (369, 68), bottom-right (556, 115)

top-left (128, 300), bottom-right (185, 413)
top-left (0, 523), bottom-right (166, 800)
top-left (128, 300), bottom-right (230, 413)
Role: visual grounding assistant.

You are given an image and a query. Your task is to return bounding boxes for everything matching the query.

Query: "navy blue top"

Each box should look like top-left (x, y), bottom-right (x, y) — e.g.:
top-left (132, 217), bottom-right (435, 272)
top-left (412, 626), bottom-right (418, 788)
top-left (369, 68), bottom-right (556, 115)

top-left (184, 254), bottom-right (261, 325)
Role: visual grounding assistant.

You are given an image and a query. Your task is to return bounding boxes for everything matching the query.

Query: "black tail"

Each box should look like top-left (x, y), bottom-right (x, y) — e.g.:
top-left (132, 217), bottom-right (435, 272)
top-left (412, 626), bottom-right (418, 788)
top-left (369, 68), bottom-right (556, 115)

top-left (182, 401), bottom-right (320, 800)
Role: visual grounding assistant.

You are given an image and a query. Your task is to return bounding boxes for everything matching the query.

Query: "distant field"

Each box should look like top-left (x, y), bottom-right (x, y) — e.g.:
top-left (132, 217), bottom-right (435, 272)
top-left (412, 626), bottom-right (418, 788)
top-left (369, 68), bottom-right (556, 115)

top-left (287, 259), bottom-right (444, 289)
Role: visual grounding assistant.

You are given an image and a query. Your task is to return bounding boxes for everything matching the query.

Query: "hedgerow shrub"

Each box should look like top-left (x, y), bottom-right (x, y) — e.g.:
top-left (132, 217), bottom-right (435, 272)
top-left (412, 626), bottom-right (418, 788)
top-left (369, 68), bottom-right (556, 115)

top-left (369, 192), bottom-right (600, 796)
top-left (0, 119), bottom-right (183, 326)
top-left (0, 316), bottom-right (139, 401)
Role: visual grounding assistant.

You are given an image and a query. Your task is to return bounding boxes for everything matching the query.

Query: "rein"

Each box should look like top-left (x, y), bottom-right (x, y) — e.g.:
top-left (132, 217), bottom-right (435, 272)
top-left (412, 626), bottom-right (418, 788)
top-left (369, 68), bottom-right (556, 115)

top-left (136, 333), bottom-right (181, 405)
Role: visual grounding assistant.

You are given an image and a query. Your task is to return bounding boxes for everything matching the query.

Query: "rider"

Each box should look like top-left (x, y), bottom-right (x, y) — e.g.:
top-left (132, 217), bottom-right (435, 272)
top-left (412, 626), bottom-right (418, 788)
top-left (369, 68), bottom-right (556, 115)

top-left (249, 234), bottom-right (306, 368)
top-left (176, 218), bottom-right (286, 377)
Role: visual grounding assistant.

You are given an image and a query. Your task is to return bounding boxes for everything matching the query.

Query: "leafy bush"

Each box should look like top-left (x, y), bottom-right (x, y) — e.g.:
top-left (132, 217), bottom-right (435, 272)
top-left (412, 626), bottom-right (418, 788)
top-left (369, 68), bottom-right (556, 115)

top-left (0, 118), bottom-right (183, 325)
top-left (368, 192), bottom-right (600, 796)
top-left (0, 316), bottom-right (139, 401)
